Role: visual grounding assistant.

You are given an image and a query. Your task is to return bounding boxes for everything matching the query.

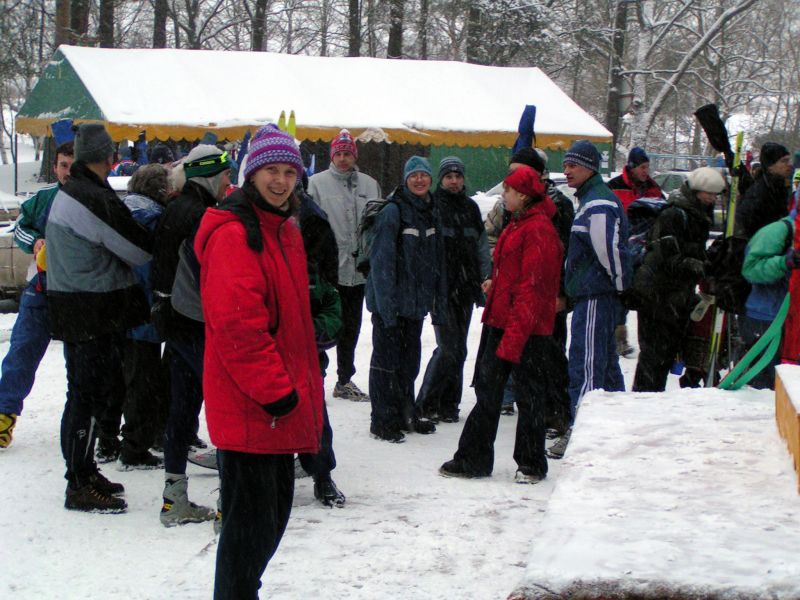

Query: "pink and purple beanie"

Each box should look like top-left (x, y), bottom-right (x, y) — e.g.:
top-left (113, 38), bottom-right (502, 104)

top-left (243, 124), bottom-right (304, 181)
top-left (330, 129), bottom-right (358, 160)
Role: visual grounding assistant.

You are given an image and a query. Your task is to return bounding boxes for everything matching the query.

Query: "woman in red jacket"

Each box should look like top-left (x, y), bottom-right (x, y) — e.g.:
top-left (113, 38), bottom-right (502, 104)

top-left (195, 125), bottom-right (323, 600)
top-left (440, 165), bottom-right (563, 484)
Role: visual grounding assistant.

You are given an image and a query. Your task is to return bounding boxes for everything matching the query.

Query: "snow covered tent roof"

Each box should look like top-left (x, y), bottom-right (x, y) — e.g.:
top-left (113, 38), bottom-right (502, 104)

top-left (16, 45), bottom-right (611, 149)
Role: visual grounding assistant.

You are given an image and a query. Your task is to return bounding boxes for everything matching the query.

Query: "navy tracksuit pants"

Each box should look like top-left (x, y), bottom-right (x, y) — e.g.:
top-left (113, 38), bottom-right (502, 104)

top-left (568, 294), bottom-right (625, 417)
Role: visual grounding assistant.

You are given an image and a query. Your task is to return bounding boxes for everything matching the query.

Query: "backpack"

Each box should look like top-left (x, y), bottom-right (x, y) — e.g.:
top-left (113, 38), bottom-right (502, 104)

top-left (353, 198), bottom-right (396, 276)
top-left (627, 197), bottom-right (682, 269)
top-left (171, 238), bottom-right (204, 322)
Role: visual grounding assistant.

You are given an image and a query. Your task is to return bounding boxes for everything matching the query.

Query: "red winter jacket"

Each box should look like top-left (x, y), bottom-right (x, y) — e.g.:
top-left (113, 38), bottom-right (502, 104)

top-left (194, 197), bottom-right (323, 455)
top-left (483, 197), bottom-right (563, 363)
top-left (608, 166), bottom-right (663, 212)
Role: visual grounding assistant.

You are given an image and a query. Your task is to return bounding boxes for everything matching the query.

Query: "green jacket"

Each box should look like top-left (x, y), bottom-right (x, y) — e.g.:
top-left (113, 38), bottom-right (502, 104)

top-left (742, 216), bottom-right (793, 321)
top-left (14, 184), bottom-right (60, 254)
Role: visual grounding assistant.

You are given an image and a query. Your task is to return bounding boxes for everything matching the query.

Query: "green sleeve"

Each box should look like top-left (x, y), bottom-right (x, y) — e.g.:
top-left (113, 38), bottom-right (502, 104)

top-left (742, 219), bottom-right (792, 284)
top-left (14, 186), bottom-right (57, 254)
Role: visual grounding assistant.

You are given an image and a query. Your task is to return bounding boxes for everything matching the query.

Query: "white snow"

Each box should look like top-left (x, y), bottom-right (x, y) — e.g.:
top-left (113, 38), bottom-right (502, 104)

top-left (513, 387), bottom-right (800, 598)
top-left (40, 46), bottom-right (611, 140)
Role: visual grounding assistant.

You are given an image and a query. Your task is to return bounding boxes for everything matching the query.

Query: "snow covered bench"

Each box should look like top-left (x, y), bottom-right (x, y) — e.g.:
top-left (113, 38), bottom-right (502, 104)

top-left (509, 389), bottom-right (800, 599)
top-left (775, 365), bottom-right (800, 493)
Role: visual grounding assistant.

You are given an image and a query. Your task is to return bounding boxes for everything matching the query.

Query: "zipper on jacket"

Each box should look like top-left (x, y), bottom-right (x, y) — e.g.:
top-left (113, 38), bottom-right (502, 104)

top-left (271, 416), bottom-right (277, 429)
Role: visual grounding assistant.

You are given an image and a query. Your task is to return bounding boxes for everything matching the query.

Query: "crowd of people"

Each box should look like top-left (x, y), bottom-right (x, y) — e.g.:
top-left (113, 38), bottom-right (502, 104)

top-left (0, 120), bottom-right (797, 598)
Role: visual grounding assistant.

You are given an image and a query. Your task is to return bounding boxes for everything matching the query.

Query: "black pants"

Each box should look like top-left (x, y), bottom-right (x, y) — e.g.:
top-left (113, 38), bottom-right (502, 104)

top-left (336, 284), bottom-right (365, 385)
top-left (740, 315), bottom-right (779, 390)
top-left (164, 335), bottom-right (204, 474)
top-left (121, 339), bottom-right (169, 454)
top-left (61, 332), bottom-right (125, 486)
top-left (369, 315), bottom-right (423, 432)
top-left (298, 400), bottom-right (336, 477)
top-left (454, 326), bottom-right (548, 477)
top-left (633, 309), bottom-right (687, 392)
top-left (214, 451), bottom-right (294, 600)
top-left (543, 312), bottom-right (571, 430)
top-left (416, 300), bottom-right (472, 418)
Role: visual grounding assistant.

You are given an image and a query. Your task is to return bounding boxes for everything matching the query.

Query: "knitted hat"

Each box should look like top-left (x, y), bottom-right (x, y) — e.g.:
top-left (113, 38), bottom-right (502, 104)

top-left (563, 140), bottom-right (601, 173)
top-left (243, 124), bottom-right (304, 182)
top-left (759, 142), bottom-right (790, 171)
top-left (510, 147), bottom-right (545, 174)
top-left (687, 167), bottom-right (726, 194)
top-left (504, 164), bottom-right (546, 200)
top-left (438, 156), bottom-right (465, 180)
top-left (627, 146), bottom-right (650, 169)
top-left (149, 144), bottom-right (175, 165)
top-left (183, 145), bottom-right (230, 179)
top-left (330, 129), bottom-right (358, 160)
top-left (403, 156), bottom-right (432, 181)
top-left (73, 123), bottom-right (114, 164)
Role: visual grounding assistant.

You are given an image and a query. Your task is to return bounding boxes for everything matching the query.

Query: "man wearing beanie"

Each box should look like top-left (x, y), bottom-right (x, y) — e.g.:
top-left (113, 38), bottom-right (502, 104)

top-left (557, 140), bottom-right (630, 458)
top-left (608, 146), bottom-right (663, 212)
top-left (737, 142), bottom-right (793, 239)
top-left (308, 129), bottom-right (381, 402)
top-left (46, 123), bottom-right (153, 512)
top-left (151, 143), bottom-right (231, 527)
top-left (366, 155), bottom-right (444, 442)
top-left (415, 156), bottom-right (490, 423)
top-left (629, 167), bottom-right (723, 392)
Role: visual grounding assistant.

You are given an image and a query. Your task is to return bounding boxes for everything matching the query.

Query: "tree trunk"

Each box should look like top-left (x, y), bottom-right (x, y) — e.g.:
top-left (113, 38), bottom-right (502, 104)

top-left (348, 0), bottom-right (360, 57)
top-left (466, 5), bottom-right (482, 64)
top-left (99, 0), bottom-right (114, 48)
top-left (55, 0), bottom-right (71, 47)
top-left (605, 0), bottom-right (628, 170)
top-left (251, 0), bottom-right (268, 51)
top-left (320, 0), bottom-right (330, 57)
top-left (70, 0), bottom-right (90, 45)
top-left (153, 0), bottom-right (168, 48)
top-left (629, 1), bottom-right (653, 148)
top-left (418, 0), bottom-right (428, 59)
top-left (366, 0), bottom-right (376, 56)
top-left (387, 0), bottom-right (403, 59)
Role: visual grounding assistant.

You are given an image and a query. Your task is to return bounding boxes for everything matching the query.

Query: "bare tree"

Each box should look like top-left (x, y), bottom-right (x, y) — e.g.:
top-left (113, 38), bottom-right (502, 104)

top-left (348, 0), bottom-right (361, 56)
top-left (153, 0), bottom-right (168, 47)
top-left (387, 0), bottom-right (403, 58)
top-left (99, 0), bottom-right (115, 48)
top-left (55, 0), bottom-right (71, 46)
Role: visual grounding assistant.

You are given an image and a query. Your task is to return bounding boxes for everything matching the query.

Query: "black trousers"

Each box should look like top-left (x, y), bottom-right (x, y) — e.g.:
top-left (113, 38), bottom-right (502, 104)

top-left (633, 309), bottom-right (688, 392)
top-left (336, 284), bottom-right (365, 385)
top-left (416, 300), bottom-right (472, 417)
top-left (543, 312), bottom-right (571, 430)
top-left (454, 326), bottom-right (548, 477)
top-left (164, 335), bottom-right (204, 474)
top-left (369, 315), bottom-right (423, 432)
top-left (60, 332), bottom-right (125, 486)
top-left (121, 339), bottom-right (169, 454)
top-left (214, 451), bottom-right (294, 600)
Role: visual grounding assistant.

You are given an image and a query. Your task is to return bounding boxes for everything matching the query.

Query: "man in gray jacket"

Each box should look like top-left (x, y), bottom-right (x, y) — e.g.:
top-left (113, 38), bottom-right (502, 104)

top-left (308, 129), bottom-right (381, 401)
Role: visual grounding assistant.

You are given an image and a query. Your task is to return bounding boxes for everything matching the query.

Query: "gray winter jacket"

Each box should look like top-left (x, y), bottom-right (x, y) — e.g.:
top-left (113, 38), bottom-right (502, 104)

top-left (308, 165), bottom-right (382, 286)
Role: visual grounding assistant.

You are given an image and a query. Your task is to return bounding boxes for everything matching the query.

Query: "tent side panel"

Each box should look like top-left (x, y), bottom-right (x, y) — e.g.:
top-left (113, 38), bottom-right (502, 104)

top-left (428, 145), bottom-right (510, 193)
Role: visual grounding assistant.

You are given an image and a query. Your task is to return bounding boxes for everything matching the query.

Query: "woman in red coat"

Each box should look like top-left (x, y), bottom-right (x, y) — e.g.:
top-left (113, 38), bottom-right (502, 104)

top-left (440, 165), bottom-right (563, 484)
top-left (195, 125), bottom-right (323, 600)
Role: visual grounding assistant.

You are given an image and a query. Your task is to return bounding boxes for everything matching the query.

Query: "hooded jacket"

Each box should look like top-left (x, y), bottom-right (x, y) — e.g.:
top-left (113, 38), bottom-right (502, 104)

top-left (565, 174), bottom-right (631, 300)
top-left (483, 196), bottom-right (563, 363)
top-left (194, 184), bottom-right (323, 454)
top-left (736, 172), bottom-right (791, 240)
top-left (608, 166), bottom-right (664, 211)
top-left (307, 165), bottom-right (382, 286)
top-left (365, 185), bottom-right (445, 327)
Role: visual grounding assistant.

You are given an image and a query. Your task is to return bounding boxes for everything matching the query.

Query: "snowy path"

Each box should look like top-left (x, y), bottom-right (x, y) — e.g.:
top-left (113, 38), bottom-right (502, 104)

top-left (0, 309), bottom-right (644, 599)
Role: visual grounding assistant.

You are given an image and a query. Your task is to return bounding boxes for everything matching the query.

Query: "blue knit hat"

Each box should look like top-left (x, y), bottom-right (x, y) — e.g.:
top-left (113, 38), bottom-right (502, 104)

top-left (243, 124), bottom-right (304, 181)
top-left (563, 140), bottom-right (601, 173)
top-left (627, 146), bottom-right (649, 169)
top-left (403, 156), bottom-right (432, 181)
top-left (438, 156), bottom-right (465, 181)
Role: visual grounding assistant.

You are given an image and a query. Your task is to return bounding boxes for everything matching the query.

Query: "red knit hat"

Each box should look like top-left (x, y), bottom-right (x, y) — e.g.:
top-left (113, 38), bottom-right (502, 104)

top-left (503, 164), bottom-right (545, 200)
top-left (330, 129), bottom-right (358, 160)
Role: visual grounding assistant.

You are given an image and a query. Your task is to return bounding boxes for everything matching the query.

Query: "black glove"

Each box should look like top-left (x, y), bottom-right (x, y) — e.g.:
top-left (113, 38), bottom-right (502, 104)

top-left (151, 297), bottom-right (172, 340)
top-left (681, 257), bottom-right (706, 279)
top-left (263, 390), bottom-right (298, 418)
top-left (785, 248), bottom-right (800, 270)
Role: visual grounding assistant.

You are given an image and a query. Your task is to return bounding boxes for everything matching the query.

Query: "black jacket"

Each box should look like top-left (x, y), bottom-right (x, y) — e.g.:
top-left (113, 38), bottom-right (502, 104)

top-left (736, 172), bottom-right (790, 240)
top-left (632, 182), bottom-right (712, 319)
top-left (434, 185), bottom-right (489, 307)
top-left (151, 180), bottom-right (217, 339)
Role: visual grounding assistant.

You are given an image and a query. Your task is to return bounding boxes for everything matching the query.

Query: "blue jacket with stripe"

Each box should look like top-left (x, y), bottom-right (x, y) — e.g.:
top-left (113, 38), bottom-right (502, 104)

top-left (565, 174), bottom-right (631, 300)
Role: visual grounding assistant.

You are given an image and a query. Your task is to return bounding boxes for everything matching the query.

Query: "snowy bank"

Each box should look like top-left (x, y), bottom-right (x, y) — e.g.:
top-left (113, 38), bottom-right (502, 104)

top-left (510, 388), bottom-right (800, 599)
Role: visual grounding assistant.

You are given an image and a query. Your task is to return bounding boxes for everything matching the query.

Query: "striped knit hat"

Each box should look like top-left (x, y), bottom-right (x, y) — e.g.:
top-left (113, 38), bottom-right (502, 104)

top-left (563, 140), bottom-right (601, 173)
top-left (438, 156), bottom-right (465, 181)
top-left (243, 124), bottom-right (304, 181)
top-left (330, 129), bottom-right (358, 160)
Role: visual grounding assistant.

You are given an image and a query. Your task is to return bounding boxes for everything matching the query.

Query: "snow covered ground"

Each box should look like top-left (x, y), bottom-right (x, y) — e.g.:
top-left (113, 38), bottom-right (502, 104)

top-left (1, 307), bottom-right (648, 600)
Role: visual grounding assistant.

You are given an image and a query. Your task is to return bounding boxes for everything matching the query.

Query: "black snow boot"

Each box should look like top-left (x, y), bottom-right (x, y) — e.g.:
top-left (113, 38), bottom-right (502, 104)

top-left (313, 476), bottom-right (346, 508)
